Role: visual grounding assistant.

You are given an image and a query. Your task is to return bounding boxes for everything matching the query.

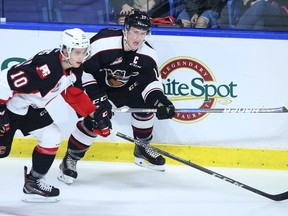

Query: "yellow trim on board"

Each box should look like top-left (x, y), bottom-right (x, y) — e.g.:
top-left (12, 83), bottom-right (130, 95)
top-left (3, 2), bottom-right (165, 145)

top-left (10, 138), bottom-right (288, 170)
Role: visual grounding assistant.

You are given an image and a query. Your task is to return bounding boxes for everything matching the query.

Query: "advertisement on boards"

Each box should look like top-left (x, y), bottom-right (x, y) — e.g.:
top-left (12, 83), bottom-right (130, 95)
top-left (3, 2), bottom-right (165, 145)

top-left (1, 29), bottom-right (288, 148)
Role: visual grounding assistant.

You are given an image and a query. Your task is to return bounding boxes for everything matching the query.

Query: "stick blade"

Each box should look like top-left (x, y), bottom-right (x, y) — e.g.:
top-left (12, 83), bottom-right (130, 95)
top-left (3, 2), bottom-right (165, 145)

top-left (282, 106), bottom-right (288, 113)
top-left (268, 191), bottom-right (288, 201)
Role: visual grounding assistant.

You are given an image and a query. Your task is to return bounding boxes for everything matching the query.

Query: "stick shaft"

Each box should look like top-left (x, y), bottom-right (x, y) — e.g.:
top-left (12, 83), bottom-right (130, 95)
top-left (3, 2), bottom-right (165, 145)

top-left (113, 106), bottom-right (288, 114)
top-left (116, 132), bottom-right (288, 201)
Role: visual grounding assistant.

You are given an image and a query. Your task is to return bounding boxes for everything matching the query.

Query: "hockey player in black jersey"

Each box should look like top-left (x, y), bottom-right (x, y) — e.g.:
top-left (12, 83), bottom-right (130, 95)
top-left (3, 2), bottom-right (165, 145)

top-left (58, 10), bottom-right (175, 185)
top-left (0, 28), bottom-right (111, 202)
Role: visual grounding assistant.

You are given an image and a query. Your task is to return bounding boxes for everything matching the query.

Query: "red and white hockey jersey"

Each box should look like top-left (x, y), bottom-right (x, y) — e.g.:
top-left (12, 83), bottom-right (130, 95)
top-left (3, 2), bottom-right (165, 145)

top-left (0, 48), bottom-right (95, 117)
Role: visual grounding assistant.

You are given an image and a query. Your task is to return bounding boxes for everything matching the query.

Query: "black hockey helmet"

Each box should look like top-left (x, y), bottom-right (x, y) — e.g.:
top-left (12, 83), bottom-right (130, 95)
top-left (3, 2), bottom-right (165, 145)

top-left (124, 9), bottom-right (151, 33)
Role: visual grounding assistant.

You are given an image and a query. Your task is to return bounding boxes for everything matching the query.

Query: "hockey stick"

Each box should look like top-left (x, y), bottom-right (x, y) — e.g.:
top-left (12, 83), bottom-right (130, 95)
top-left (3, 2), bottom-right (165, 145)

top-left (113, 106), bottom-right (288, 113)
top-left (116, 132), bottom-right (288, 201)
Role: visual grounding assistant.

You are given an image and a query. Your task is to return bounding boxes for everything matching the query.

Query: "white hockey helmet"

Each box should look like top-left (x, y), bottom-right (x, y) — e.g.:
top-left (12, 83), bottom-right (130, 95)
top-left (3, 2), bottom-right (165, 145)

top-left (60, 28), bottom-right (90, 60)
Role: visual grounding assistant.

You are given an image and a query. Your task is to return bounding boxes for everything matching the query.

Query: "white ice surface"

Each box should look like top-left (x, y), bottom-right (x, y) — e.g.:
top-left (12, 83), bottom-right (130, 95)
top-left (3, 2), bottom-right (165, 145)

top-left (1, 157), bottom-right (288, 216)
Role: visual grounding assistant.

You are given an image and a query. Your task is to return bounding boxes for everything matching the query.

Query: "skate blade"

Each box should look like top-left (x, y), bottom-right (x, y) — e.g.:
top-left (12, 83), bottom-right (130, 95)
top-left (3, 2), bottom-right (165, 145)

top-left (21, 194), bottom-right (60, 203)
top-left (134, 157), bottom-right (165, 172)
top-left (57, 171), bottom-right (75, 185)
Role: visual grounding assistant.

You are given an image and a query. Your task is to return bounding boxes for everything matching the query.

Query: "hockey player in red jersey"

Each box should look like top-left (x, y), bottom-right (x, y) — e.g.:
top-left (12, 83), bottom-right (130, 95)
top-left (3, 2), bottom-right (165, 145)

top-left (0, 28), bottom-right (111, 202)
top-left (58, 10), bottom-right (175, 185)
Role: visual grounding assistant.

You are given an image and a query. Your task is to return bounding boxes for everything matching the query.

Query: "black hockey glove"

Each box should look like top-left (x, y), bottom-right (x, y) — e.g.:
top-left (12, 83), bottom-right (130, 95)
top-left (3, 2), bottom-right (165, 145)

top-left (91, 93), bottom-right (113, 119)
top-left (145, 91), bottom-right (175, 120)
top-left (92, 105), bottom-right (112, 137)
top-left (84, 105), bottom-right (112, 137)
top-left (154, 99), bottom-right (175, 120)
top-left (0, 104), bottom-right (10, 136)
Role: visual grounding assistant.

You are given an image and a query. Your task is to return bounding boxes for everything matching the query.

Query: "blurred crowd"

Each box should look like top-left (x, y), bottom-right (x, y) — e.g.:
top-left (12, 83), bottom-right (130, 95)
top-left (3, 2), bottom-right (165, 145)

top-left (1, 0), bottom-right (288, 31)
top-left (109, 0), bottom-right (288, 31)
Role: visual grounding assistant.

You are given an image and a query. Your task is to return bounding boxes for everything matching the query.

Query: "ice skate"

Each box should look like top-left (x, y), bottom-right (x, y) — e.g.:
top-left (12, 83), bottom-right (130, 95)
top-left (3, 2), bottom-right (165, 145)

top-left (22, 166), bottom-right (60, 203)
top-left (58, 152), bottom-right (78, 184)
top-left (134, 144), bottom-right (166, 172)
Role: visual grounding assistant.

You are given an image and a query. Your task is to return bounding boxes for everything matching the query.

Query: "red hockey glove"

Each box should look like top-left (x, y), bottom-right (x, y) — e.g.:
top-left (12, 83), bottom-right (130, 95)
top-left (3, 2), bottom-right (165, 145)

top-left (0, 104), bottom-right (10, 136)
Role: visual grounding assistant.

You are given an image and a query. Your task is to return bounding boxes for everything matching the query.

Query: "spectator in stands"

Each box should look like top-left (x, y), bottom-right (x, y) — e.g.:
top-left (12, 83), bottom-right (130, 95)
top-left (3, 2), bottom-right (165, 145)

top-left (199, 0), bottom-right (288, 31)
top-left (276, 0), bottom-right (288, 30)
top-left (176, 0), bottom-right (219, 27)
top-left (235, 0), bottom-right (288, 31)
top-left (194, 0), bottom-right (228, 28)
top-left (147, 0), bottom-right (171, 18)
top-left (109, 0), bottom-right (160, 24)
top-left (211, 0), bottom-right (245, 29)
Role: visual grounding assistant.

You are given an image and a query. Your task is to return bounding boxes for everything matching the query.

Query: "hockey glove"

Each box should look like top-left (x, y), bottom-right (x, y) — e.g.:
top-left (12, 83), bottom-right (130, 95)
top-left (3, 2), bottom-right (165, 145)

top-left (145, 91), bottom-right (175, 120)
top-left (0, 104), bottom-right (10, 136)
top-left (155, 99), bottom-right (175, 120)
top-left (91, 93), bottom-right (113, 119)
top-left (84, 105), bottom-right (112, 137)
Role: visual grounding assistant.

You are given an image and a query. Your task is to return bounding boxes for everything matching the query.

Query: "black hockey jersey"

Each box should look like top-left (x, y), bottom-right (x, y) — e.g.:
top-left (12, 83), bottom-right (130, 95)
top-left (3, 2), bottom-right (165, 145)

top-left (0, 48), bottom-right (95, 116)
top-left (82, 28), bottom-right (164, 107)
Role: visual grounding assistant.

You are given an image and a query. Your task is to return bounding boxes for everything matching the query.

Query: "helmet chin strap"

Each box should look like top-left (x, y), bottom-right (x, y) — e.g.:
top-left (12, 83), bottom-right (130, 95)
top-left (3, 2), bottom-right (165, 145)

top-left (60, 50), bottom-right (73, 67)
top-left (65, 59), bottom-right (73, 67)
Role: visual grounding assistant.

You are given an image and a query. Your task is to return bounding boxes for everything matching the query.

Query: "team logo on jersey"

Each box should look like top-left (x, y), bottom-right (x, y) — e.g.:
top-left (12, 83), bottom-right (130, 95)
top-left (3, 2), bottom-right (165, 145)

top-left (102, 68), bottom-right (131, 88)
top-left (36, 64), bottom-right (51, 79)
top-left (160, 57), bottom-right (237, 123)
